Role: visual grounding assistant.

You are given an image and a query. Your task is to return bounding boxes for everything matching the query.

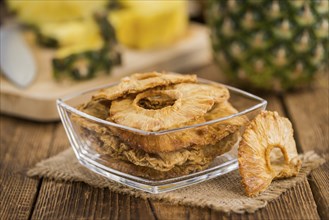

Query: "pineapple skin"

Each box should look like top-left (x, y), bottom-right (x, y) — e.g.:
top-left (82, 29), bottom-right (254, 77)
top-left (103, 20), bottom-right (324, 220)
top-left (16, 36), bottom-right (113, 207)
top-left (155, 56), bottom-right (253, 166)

top-left (207, 0), bottom-right (328, 91)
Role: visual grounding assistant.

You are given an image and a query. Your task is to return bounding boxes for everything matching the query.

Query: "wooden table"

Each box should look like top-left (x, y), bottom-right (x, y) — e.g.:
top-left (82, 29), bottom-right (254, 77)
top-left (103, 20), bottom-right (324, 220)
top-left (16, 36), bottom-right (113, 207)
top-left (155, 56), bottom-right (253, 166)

top-left (1, 64), bottom-right (328, 220)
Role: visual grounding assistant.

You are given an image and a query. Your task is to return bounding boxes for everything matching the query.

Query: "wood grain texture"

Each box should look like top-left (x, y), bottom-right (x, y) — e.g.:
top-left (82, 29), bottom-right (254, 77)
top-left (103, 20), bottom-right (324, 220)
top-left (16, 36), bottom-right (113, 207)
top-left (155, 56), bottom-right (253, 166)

top-left (283, 77), bottom-right (328, 154)
top-left (0, 116), bottom-right (55, 220)
top-left (31, 180), bottom-right (155, 220)
top-left (0, 169), bottom-right (40, 220)
top-left (149, 181), bottom-right (320, 220)
top-left (211, 181), bottom-right (319, 220)
top-left (283, 74), bottom-right (329, 219)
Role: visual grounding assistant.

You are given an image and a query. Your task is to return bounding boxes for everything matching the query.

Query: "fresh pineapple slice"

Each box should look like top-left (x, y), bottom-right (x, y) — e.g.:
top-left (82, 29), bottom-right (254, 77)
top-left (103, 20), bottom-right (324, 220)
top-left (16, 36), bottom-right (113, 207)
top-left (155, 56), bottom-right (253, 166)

top-left (49, 16), bottom-right (120, 80)
top-left (39, 19), bottom-right (103, 50)
top-left (108, 1), bottom-right (188, 49)
top-left (238, 111), bottom-right (302, 197)
top-left (52, 43), bottom-right (120, 80)
top-left (7, 0), bottom-right (107, 24)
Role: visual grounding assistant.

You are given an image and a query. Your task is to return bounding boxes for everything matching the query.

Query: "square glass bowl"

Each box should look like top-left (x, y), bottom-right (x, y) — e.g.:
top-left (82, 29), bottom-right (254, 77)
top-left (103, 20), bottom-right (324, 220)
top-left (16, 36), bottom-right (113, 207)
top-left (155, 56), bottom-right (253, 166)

top-left (57, 78), bottom-right (267, 193)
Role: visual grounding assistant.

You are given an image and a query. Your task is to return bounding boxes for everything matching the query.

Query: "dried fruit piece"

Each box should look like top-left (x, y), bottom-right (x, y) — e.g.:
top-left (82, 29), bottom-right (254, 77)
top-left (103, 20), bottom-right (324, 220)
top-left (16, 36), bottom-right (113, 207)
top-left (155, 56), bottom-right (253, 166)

top-left (101, 131), bottom-right (238, 180)
top-left (203, 101), bottom-right (249, 146)
top-left (72, 100), bottom-right (110, 134)
top-left (78, 99), bottom-right (109, 119)
top-left (109, 83), bottom-right (229, 131)
top-left (112, 117), bottom-right (209, 153)
top-left (238, 111), bottom-right (302, 197)
top-left (121, 132), bottom-right (239, 172)
top-left (73, 99), bottom-right (240, 174)
top-left (87, 129), bottom-right (239, 179)
top-left (92, 72), bottom-right (197, 101)
top-left (111, 101), bottom-right (241, 153)
top-left (75, 83), bottom-right (237, 154)
top-left (205, 101), bottom-right (248, 134)
top-left (108, 83), bottom-right (231, 153)
top-left (173, 82), bottom-right (229, 104)
top-left (205, 101), bottom-right (248, 125)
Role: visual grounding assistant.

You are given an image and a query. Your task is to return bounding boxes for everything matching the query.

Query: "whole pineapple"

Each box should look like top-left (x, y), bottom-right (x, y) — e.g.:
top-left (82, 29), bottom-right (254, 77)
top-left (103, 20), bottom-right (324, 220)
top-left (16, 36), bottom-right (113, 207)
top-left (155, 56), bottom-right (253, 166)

top-left (207, 0), bottom-right (328, 91)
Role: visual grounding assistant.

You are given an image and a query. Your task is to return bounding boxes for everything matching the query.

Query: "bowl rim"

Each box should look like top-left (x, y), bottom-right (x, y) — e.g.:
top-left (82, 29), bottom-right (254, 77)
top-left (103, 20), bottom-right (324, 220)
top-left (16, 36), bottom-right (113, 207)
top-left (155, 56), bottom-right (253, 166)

top-left (56, 78), bottom-right (267, 135)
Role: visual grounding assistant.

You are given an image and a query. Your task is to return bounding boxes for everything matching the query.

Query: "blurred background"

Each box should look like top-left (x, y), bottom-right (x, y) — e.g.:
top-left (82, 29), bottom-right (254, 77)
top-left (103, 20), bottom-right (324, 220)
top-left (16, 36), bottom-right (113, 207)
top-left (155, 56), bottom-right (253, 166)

top-left (0, 0), bottom-right (328, 121)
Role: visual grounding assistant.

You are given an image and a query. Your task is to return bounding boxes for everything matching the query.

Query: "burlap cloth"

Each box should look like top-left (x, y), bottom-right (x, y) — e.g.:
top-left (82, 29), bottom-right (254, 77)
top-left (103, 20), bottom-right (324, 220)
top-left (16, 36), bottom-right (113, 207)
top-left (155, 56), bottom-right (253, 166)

top-left (27, 149), bottom-right (325, 214)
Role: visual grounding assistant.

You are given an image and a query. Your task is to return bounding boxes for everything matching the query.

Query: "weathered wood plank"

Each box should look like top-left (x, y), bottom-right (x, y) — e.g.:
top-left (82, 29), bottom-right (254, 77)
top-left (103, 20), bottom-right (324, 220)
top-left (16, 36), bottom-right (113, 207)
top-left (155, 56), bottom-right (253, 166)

top-left (149, 181), bottom-right (320, 220)
top-left (0, 116), bottom-right (56, 220)
top-left (0, 117), bottom-right (54, 170)
top-left (0, 170), bottom-right (40, 220)
top-left (31, 179), bottom-right (155, 220)
top-left (210, 181), bottom-right (319, 220)
top-left (284, 75), bottom-right (328, 154)
top-left (308, 162), bottom-right (329, 218)
top-left (148, 201), bottom-right (189, 220)
top-left (283, 74), bottom-right (329, 218)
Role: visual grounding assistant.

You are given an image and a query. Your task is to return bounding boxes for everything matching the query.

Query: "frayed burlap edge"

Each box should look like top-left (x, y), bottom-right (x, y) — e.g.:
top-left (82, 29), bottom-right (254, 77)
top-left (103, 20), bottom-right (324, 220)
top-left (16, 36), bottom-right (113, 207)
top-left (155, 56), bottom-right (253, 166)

top-left (27, 150), bottom-right (325, 214)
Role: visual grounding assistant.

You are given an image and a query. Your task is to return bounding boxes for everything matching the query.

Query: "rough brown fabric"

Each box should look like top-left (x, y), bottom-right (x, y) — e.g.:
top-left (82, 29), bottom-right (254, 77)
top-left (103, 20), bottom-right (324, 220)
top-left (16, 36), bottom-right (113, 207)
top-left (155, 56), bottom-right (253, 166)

top-left (27, 149), bottom-right (325, 214)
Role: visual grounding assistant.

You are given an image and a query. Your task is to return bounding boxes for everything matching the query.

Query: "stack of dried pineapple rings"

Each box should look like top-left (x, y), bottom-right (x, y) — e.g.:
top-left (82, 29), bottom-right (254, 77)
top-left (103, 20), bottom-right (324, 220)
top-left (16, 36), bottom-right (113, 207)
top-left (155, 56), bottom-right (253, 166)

top-left (73, 72), bottom-right (302, 192)
top-left (73, 72), bottom-right (246, 180)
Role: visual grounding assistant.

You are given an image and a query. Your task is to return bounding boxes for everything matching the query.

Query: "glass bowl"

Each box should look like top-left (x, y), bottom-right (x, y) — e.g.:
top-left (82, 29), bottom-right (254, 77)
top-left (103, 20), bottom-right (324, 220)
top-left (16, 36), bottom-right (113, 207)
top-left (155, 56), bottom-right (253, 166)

top-left (57, 78), bottom-right (267, 193)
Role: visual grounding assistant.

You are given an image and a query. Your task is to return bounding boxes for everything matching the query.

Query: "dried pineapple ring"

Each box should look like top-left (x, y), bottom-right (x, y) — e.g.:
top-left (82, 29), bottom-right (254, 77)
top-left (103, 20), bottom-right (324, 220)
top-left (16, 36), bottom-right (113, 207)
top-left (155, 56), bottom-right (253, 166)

top-left (204, 101), bottom-right (248, 128)
top-left (173, 83), bottom-right (229, 103)
top-left (109, 83), bottom-right (229, 131)
top-left (203, 101), bottom-right (249, 145)
top-left (111, 101), bottom-right (241, 153)
top-left (92, 72), bottom-right (197, 101)
top-left (72, 100), bottom-right (110, 134)
top-left (238, 111), bottom-right (302, 197)
top-left (112, 117), bottom-right (208, 153)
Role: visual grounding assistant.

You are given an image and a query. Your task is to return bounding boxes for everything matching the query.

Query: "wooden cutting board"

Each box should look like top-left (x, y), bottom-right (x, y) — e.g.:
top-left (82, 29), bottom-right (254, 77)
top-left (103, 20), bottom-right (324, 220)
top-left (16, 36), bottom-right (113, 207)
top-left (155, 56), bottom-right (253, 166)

top-left (0, 24), bottom-right (212, 121)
